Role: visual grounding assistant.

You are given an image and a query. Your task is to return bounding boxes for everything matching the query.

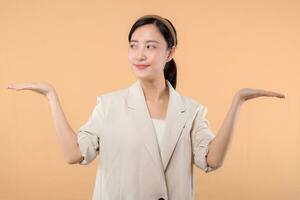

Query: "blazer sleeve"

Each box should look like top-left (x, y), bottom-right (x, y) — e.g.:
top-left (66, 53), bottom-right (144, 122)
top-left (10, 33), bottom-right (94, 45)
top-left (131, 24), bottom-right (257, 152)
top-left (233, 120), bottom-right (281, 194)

top-left (191, 105), bottom-right (217, 173)
top-left (76, 95), bottom-right (104, 165)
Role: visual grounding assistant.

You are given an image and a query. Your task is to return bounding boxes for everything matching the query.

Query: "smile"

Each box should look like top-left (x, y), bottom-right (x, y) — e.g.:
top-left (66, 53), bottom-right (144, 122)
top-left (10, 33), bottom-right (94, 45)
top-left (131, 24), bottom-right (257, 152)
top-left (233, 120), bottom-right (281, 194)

top-left (134, 64), bottom-right (150, 70)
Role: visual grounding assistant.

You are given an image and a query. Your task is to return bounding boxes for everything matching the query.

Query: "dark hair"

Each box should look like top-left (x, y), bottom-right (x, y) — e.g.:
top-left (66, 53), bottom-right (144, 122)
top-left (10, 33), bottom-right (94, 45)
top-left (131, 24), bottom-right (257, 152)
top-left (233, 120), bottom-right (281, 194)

top-left (128, 15), bottom-right (178, 89)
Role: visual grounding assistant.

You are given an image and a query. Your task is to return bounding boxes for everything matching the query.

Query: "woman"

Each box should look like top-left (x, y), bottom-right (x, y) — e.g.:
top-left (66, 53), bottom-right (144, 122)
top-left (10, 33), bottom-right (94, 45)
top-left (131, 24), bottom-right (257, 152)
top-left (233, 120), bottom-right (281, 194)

top-left (7, 14), bottom-right (284, 200)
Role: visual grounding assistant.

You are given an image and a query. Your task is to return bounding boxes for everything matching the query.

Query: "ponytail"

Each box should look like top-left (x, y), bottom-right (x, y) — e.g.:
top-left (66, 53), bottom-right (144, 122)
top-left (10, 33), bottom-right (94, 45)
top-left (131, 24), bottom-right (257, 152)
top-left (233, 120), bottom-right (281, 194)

top-left (164, 58), bottom-right (177, 89)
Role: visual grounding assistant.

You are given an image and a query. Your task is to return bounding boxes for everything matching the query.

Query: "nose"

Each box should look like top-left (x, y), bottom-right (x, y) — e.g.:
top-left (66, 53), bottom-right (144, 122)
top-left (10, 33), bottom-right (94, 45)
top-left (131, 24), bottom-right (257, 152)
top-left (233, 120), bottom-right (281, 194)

top-left (136, 48), bottom-right (147, 61)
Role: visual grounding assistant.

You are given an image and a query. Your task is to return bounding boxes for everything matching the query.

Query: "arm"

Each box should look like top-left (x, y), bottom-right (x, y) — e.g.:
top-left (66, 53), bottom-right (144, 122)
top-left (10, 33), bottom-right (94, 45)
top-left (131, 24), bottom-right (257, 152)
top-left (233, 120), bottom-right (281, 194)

top-left (7, 82), bottom-right (83, 164)
top-left (47, 90), bottom-right (83, 164)
top-left (206, 88), bottom-right (285, 168)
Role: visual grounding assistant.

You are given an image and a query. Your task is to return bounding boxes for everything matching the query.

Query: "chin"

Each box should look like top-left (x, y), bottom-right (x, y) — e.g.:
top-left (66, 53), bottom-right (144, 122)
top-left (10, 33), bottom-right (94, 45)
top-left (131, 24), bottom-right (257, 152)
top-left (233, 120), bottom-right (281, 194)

top-left (133, 73), bottom-right (152, 80)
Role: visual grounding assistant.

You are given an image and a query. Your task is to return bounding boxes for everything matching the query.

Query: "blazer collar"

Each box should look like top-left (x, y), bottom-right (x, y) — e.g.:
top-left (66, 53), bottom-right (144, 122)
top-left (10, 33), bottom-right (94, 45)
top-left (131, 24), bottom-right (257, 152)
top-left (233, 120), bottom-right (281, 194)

top-left (126, 79), bottom-right (188, 173)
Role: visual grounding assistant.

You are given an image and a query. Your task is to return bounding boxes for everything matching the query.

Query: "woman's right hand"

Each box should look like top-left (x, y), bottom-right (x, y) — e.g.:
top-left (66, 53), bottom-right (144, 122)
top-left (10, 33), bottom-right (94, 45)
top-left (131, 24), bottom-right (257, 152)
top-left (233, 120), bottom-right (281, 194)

top-left (7, 82), bottom-right (82, 163)
top-left (7, 82), bottom-right (56, 98)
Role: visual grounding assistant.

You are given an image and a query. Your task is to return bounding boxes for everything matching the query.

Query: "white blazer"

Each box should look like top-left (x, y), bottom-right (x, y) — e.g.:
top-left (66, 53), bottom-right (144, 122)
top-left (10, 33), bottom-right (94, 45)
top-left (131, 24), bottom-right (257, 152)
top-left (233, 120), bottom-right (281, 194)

top-left (77, 79), bottom-right (217, 200)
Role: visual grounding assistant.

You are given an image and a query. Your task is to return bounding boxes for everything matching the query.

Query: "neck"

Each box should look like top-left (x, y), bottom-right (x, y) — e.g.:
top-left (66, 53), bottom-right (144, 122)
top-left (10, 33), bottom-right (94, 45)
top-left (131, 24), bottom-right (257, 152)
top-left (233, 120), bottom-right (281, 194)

top-left (139, 78), bottom-right (169, 102)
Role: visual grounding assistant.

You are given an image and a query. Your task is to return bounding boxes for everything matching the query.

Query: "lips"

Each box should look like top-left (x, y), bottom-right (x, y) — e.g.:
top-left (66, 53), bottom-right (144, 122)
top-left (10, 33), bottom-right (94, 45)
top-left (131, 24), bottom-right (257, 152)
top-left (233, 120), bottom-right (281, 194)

top-left (134, 64), bottom-right (150, 69)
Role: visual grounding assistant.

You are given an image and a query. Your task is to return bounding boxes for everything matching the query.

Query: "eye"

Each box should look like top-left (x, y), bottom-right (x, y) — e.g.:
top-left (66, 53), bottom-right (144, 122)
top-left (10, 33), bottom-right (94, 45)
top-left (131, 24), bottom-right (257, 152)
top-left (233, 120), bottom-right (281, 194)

top-left (147, 45), bottom-right (156, 49)
top-left (129, 44), bottom-right (137, 48)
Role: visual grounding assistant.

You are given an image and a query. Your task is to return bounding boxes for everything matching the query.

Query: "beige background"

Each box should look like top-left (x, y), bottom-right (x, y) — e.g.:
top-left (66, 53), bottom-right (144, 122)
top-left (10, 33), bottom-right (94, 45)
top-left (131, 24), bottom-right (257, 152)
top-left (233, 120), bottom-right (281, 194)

top-left (1, 0), bottom-right (299, 199)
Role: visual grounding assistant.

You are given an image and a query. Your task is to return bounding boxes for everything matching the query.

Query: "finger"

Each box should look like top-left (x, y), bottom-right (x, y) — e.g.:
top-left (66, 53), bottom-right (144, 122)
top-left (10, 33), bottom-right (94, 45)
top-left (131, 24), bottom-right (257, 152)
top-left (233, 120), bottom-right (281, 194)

top-left (7, 83), bottom-right (37, 90)
top-left (7, 83), bottom-right (22, 90)
top-left (7, 83), bottom-right (25, 90)
top-left (255, 89), bottom-right (285, 98)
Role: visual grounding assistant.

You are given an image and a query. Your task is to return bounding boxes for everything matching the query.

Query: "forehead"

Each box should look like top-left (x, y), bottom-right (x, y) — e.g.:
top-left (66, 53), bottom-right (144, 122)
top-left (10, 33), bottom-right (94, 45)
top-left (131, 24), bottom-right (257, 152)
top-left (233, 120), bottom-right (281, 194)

top-left (131, 24), bottom-right (164, 42)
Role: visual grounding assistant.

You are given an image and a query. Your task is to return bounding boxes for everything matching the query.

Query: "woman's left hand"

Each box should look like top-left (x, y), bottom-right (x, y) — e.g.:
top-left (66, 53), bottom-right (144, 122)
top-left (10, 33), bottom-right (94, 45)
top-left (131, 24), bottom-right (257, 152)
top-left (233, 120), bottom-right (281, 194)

top-left (235, 88), bottom-right (285, 103)
top-left (206, 88), bottom-right (285, 168)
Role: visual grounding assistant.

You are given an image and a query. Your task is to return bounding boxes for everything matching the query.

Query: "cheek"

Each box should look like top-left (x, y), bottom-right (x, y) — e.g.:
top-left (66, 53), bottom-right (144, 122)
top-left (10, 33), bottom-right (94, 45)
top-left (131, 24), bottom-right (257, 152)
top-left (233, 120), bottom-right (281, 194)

top-left (150, 51), bottom-right (164, 62)
top-left (127, 50), bottom-right (165, 65)
top-left (154, 54), bottom-right (167, 66)
top-left (127, 50), bottom-right (133, 61)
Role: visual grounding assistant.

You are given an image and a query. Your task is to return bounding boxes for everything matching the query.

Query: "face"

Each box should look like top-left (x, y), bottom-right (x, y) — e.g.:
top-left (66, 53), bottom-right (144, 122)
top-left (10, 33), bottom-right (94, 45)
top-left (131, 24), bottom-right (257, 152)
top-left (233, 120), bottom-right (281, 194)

top-left (128, 24), bottom-right (176, 81)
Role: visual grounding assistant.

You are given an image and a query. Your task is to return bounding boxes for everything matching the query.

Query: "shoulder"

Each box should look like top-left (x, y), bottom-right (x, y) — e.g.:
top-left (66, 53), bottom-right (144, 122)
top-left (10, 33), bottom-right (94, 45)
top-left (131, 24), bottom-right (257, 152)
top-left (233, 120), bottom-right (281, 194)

top-left (96, 88), bottom-right (127, 102)
top-left (180, 94), bottom-right (206, 111)
top-left (179, 95), bottom-right (211, 129)
top-left (179, 94), bottom-right (210, 121)
top-left (94, 86), bottom-right (129, 111)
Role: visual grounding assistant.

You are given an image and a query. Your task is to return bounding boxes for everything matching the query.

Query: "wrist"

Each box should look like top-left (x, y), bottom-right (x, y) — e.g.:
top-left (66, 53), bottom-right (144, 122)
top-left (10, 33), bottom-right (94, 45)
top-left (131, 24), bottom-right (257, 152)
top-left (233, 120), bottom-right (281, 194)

top-left (233, 92), bottom-right (244, 106)
top-left (47, 90), bottom-right (57, 101)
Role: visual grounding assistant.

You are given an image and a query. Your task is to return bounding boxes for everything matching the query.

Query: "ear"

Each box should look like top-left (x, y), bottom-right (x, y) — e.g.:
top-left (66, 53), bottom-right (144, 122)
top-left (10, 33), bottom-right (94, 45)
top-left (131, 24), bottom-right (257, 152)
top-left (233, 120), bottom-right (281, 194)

top-left (166, 46), bottom-right (176, 62)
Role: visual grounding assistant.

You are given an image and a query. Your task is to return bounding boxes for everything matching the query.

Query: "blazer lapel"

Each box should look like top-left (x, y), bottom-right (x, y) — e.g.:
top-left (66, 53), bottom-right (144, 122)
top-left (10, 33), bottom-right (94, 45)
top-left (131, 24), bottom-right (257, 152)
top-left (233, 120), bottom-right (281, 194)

top-left (160, 81), bottom-right (188, 171)
top-left (126, 79), bottom-right (188, 173)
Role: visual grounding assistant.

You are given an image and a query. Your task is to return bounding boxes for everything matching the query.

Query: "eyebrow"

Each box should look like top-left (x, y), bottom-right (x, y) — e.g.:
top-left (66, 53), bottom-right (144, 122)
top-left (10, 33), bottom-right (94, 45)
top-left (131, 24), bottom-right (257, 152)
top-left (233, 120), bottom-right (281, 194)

top-left (130, 40), bottom-right (159, 43)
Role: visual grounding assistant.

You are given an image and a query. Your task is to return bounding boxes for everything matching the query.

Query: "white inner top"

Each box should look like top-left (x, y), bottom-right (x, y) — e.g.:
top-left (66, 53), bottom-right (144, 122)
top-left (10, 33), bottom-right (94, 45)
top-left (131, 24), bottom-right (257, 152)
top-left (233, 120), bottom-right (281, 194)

top-left (151, 118), bottom-right (166, 150)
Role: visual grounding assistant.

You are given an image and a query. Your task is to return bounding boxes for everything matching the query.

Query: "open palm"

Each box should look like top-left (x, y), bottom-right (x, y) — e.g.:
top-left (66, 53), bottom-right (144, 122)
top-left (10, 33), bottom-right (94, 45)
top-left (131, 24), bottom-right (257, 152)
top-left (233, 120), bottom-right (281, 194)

top-left (237, 88), bottom-right (285, 102)
top-left (7, 82), bottom-right (54, 96)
